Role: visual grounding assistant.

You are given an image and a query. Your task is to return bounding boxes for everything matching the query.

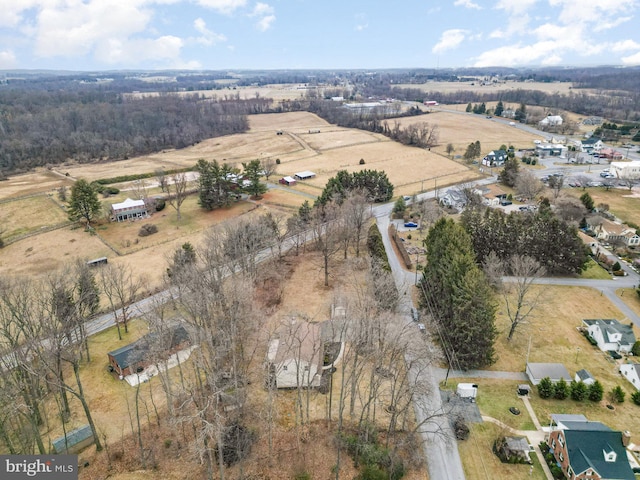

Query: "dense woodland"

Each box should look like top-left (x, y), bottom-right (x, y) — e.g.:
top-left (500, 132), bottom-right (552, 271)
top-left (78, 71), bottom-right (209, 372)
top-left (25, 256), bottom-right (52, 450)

top-left (1, 67), bottom-right (640, 176)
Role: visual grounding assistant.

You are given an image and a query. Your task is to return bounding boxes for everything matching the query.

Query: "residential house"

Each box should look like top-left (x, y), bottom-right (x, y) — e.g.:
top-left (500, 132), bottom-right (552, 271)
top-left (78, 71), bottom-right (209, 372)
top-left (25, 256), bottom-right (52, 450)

top-left (108, 325), bottom-right (191, 378)
top-left (474, 184), bottom-right (507, 206)
top-left (501, 109), bottom-right (516, 118)
top-left (439, 188), bottom-right (468, 212)
top-left (580, 137), bottom-right (604, 153)
top-left (587, 218), bottom-right (640, 247)
top-left (111, 198), bottom-right (148, 222)
top-left (583, 117), bottom-right (603, 126)
top-left (620, 363), bottom-right (640, 391)
top-left (482, 149), bottom-right (508, 167)
top-left (266, 321), bottom-right (323, 389)
top-left (539, 115), bottom-right (563, 127)
top-left (583, 319), bottom-right (635, 353)
top-left (548, 424), bottom-right (634, 480)
top-left (526, 363), bottom-right (572, 385)
top-left (611, 160), bottom-right (640, 179)
top-left (578, 231), bottom-right (598, 255)
top-left (574, 369), bottom-right (595, 386)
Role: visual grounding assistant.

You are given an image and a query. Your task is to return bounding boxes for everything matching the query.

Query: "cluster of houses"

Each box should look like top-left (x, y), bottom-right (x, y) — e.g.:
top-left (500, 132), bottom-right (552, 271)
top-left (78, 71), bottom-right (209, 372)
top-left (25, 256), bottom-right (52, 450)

top-left (585, 217), bottom-right (640, 248)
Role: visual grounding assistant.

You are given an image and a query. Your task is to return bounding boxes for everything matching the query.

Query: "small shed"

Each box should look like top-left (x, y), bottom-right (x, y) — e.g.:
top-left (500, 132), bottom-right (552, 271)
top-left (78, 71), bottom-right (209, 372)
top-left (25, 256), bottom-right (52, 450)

top-left (498, 436), bottom-right (532, 464)
top-left (457, 383), bottom-right (478, 399)
top-left (86, 257), bottom-right (108, 267)
top-left (279, 176), bottom-right (297, 186)
top-left (575, 369), bottom-right (595, 386)
top-left (517, 384), bottom-right (531, 396)
top-left (294, 171), bottom-right (316, 180)
top-left (52, 424), bottom-right (95, 454)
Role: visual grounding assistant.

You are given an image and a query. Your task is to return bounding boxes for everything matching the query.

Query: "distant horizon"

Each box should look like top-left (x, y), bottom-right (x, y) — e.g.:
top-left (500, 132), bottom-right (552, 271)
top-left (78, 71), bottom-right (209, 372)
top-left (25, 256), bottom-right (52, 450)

top-left (1, 1), bottom-right (639, 71)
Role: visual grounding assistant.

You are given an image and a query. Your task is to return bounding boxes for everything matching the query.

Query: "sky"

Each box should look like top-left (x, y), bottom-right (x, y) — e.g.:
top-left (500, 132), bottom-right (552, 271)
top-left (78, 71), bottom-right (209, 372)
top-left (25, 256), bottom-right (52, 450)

top-left (1, 0), bottom-right (640, 71)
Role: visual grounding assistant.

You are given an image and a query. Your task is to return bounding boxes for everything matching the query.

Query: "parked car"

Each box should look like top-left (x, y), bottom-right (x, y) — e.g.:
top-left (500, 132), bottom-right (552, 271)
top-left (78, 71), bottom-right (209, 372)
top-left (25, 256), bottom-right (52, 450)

top-left (587, 181), bottom-right (603, 187)
top-left (403, 196), bottom-right (411, 201)
top-left (500, 200), bottom-right (513, 206)
top-left (404, 222), bottom-right (418, 228)
top-left (417, 323), bottom-right (426, 333)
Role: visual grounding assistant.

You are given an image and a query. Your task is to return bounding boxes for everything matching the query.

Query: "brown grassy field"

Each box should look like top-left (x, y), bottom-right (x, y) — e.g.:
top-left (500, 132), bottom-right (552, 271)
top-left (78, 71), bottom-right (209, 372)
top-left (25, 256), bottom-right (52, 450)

top-left (0, 170), bottom-right (73, 200)
top-left (398, 80), bottom-right (576, 96)
top-left (1, 194), bottom-right (69, 243)
top-left (563, 188), bottom-right (640, 227)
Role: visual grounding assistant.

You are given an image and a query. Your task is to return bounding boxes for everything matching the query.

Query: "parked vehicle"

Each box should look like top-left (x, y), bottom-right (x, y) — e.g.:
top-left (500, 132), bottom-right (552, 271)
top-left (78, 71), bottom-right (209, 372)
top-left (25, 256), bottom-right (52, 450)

top-left (411, 307), bottom-right (420, 322)
top-left (404, 222), bottom-right (418, 228)
top-left (417, 323), bottom-right (426, 333)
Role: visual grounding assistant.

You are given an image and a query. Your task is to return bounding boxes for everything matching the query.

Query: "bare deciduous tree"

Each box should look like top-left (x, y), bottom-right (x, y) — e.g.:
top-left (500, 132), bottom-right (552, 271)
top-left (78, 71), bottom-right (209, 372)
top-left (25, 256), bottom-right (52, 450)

top-left (165, 172), bottom-right (190, 221)
top-left (503, 255), bottom-right (546, 341)
top-left (260, 157), bottom-right (277, 181)
top-left (515, 169), bottom-right (544, 201)
top-left (99, 263), bottom-right (145, 339)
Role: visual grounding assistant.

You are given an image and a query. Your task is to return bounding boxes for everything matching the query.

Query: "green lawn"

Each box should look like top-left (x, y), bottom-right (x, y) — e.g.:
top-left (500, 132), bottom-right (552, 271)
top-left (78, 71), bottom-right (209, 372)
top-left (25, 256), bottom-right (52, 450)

top-left (580, 258), bottom-right (612, 280)
top-left (565, 187), bottom-right (640, 227)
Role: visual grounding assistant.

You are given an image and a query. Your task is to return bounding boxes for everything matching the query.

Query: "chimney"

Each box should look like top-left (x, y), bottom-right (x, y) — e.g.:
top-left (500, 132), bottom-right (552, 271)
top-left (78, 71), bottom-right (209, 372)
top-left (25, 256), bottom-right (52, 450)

top-left (622, 431), bottom-right (631, 447)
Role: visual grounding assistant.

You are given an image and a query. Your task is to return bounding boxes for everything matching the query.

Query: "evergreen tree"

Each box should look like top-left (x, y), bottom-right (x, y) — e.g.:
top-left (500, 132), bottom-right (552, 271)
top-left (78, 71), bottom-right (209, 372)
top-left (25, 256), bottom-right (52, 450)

top-left (242, 159), bottom-right (267, 198)
top-left (494, 100), bottom-right (504, 117)
top-left (632, 391), bottom-right (640, 406)
top-left (498, 157), bottom-right (520, 187)
top-left (465, 103), bottom-right (473, 113)
top-left (580, 192), bottom-right (595, 212)
top-left (554, 378), bottom-right (569, 400)
top-left (538, 377), bottom-right (554, 399)
top-left (196, 158), bottom-right (235, 210)
top-left (68, 179), bottom-right (102, 226)
top-left (515, 102), bottom-right (527, 122)
top-left (588, 381), bottom-right (604, 402)
top-left (298, 200), bottom-right (312, 224)
top-left (610, 385), bottom-right (625, 403)
top-left (420, 218), bottom-right (496, 370)
top-left (570, 380), bottom-right (587, 401)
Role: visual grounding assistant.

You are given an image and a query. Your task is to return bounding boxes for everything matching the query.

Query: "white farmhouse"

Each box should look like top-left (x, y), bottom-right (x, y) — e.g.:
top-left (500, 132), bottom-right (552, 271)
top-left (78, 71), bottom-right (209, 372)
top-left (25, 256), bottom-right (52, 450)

top-left (539, 115), bottom-right (563, 127)
top-left (583, 319), bottom-right (636, 353)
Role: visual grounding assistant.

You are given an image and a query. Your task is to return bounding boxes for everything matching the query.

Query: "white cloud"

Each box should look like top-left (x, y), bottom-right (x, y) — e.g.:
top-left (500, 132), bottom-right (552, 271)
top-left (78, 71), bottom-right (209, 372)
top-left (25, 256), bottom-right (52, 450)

top-left (195, 0), bottom-right (247, 14)
top-left (432, 29), bottom-right (468, 54)
top-left (193, 17), bottom-right (227, 45)
top-left (473, 41), bottom-right (558, 67)
top-left (611, 39), bottom-right (640, 52)
top-left (256, 14), bottom-right (275, 31)
top-left (354, 13), bottom-right (368, 32)
top-left (593, 16), bottom-right (632, 32)
top-left (494, 0), bottom-right (538, 15)
top-left (454, 0), bottom-right (481, 9)
top-left (94, 35), bottom-right (185, 66)
top-left (621, 51), bottom-right (640, 65)
top-left (0, 50), bottom-right (17, 69)
top-left (250, 3), bottom-right (275, 31)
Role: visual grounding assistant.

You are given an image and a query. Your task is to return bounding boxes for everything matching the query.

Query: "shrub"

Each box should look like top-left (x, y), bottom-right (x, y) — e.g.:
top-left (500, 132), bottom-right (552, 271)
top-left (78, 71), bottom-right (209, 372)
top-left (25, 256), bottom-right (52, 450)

top-left (406, 234), bottom-right (412, 240)
top-left (610, 385), bottom-right (626, 403)
top-left (275, 158), bottom-right (281, 165)
top-left (155, 198), bottom-right (166, 211)
top-left (531, 158), bottom-right (537, 165)
top-left (632, 341), bottom-right (640, 357)
top-left (104, 186), bottom-right (120, 195)
top-left (294, 472), bottom-right (311, 480)
top-left (138, 224), bottom-right (158, 237)
top-left (588, 381), bottom-right (604, 402)
top-left (359, 158), bottom-right (365, 165)
top-left (612, 261), bottom-right (622, 272)
top-left (632, 391), bottom-right (640, 406)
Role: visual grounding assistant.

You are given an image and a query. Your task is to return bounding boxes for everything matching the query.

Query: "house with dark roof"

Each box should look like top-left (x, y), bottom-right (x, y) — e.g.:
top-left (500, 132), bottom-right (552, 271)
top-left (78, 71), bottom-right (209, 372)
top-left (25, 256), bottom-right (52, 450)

top-left (620, 363), bottom-right (640, 391)
top-left (108, 325), bottom-right (190, 378)
top-left (439, 188), bottom-right (468, 212)
top-left (481, 149), bottom-right (507, 167)
top-left (580, 136), bottom-right (603, 153)
top-left (526, 363), bottom-right (572, 385)
top-left (548, 426), bottom-right (634, 479)
top-left (583, 319), bottom-right (636, 353)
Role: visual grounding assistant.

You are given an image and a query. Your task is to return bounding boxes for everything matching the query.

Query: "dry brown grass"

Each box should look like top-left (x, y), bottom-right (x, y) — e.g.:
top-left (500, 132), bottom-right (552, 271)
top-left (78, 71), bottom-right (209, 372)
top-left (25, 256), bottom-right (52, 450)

top-left (0, 170), bottom-right (73, 200)
top-left (1, 194), bottom-right (69, 242)
top-left (398, 80), bottom-right (576, 96)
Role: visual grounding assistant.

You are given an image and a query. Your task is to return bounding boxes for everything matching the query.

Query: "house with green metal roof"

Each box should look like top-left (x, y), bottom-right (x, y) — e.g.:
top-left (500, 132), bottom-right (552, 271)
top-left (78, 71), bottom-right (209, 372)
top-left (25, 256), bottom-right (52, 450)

top-left (548, 425), bottom-right (634, 479)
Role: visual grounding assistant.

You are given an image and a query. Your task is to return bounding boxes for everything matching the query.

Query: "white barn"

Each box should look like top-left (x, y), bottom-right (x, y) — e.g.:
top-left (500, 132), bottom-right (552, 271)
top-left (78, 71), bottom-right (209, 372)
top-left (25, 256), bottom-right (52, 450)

top-left (294, 171), bottom-right (316, 180)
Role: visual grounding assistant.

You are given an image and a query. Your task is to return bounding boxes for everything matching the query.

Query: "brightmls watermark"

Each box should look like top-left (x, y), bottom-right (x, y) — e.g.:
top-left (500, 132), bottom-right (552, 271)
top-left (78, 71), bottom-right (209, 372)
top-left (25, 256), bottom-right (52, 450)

top-left (1, 455), bottom-right (77, 479)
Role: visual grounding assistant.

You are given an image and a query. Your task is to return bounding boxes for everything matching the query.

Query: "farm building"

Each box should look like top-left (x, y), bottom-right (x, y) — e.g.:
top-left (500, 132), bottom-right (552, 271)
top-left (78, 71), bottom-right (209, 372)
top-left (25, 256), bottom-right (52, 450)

top-left (266, 320), bottom-right (323, 389)
top-left (108, 325), bottom-right (191, 378)
top-left (52, 424), bottom-right (95, 454)
top-left (86, 257), bottom-right (108, 267)
top-left (279, 176), bottom-right (297, 186)
top-left (294, 171), bottom-right (316, 180)
top-left (525, 363), bottom-right (572, 385)
top-left (535, 143), bottom-right (567, 158)
top-left (111, 198), bottom-right (148, 222)
top-left (423, 100), bottom-right (439, 106)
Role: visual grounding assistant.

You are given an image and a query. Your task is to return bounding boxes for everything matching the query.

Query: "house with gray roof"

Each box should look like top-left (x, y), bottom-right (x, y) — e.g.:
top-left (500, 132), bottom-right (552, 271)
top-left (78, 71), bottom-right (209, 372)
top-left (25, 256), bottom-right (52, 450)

top-left (439, 188), bottom-right (468, 212)
top-left (52, 424), bottom-right (95, 454)
top-left (620, 363), bottom-right (640, 391)
top-left (526, 362), bottom-right (572, 385)
top-left (549, 426), bottom-right (634, 479)
top-left (583, 319), bottom-right (635, 353)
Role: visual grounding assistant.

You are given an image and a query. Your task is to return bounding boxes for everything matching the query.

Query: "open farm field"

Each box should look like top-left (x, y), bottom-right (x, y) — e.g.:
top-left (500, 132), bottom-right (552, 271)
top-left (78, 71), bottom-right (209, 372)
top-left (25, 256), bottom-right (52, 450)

top-left (1, 194), bottom-right (69, 243)
top-left (399, 80), bottom-right (576, 95)
top-left (0, 226), bottom-right (112, 276)
top-left (0, 170), bottom-right (73, 200)
top-left (125, 83), bottom-right (315, 102)
top-left (390, 111), bottom-right (543, 156)
top-left (248, 111), bottom-right (330, 131)
top-left (300, 127), bottom-right (386, 151)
